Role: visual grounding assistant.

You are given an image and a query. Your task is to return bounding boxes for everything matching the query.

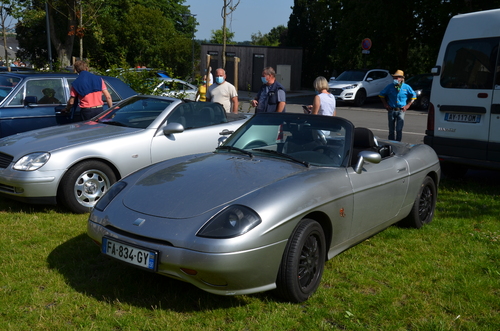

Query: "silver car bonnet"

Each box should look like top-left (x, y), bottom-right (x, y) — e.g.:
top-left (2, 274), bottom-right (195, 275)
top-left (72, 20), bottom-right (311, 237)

top-left (0, 122), bottom-right (141, 157)
top-left (122, 153), bottom-right (308, 218)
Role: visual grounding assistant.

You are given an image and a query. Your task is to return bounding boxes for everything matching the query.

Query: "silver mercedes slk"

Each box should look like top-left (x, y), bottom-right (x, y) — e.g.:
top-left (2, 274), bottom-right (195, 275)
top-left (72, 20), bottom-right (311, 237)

top-left (87, 112), bottom-right (441, 302)
top-left (0, 95), bottom-right (250, 213)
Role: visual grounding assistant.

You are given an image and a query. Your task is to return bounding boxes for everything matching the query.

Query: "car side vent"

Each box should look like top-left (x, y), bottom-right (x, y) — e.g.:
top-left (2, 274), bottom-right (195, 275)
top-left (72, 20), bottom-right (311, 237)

top-left (0, 152), bottom-right (14, 169)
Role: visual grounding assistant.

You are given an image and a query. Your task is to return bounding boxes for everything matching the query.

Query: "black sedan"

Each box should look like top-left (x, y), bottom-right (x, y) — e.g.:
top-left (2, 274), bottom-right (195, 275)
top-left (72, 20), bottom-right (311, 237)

top-left (406, 73), bottom-right (432, 110)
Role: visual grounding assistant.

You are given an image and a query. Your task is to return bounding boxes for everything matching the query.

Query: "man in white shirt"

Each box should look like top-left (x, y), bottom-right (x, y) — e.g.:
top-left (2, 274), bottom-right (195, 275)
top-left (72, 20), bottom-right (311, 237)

top-left (206, 68), bottom-right (239, 113)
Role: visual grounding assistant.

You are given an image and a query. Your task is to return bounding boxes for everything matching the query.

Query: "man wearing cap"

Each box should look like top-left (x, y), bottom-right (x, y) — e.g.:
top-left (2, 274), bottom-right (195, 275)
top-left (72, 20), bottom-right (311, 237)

top-left (379, 70), bottom-right (416, 142)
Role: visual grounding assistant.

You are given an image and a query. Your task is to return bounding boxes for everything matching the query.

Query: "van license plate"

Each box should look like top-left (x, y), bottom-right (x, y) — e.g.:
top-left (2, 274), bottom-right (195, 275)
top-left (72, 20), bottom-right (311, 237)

top-left (445, 113), bottom-right (481, 123)
top-left (102, 237), bottom-right (158, 271)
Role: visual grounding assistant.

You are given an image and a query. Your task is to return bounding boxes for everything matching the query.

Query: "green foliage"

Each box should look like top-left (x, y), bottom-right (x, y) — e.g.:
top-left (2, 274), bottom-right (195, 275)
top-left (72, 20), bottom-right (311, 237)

top-left (251, 25), bottom-right (287, 46)
top-left (210, 27), bottom-right (235, 44)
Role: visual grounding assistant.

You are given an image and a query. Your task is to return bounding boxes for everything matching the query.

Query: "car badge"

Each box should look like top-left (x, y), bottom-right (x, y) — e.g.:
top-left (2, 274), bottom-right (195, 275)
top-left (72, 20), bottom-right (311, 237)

top-left (133, 218), bottom-right (146, 226)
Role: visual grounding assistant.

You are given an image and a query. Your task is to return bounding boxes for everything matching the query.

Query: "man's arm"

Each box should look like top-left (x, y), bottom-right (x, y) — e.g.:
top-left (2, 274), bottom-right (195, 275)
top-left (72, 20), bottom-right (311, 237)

top-left (65, 96), bottom-right (75, 112)
top-left (231, 96), bottom-right (239, 114)
top-left (103, 89), bottom-right (113, 108)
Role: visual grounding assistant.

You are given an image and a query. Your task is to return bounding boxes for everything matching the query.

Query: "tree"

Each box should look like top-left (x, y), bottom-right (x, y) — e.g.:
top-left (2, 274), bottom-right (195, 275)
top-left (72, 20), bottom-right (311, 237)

top-left (220, 0), bottom-right (239, 69)
top-left (251, 25), bottom-right (287, 46)
top-left (210, 27), bottom-right (235, 44)
top-left (0, 0), bottom-right (22, 69)
top-left (15, 0), bottom-right (196, 76)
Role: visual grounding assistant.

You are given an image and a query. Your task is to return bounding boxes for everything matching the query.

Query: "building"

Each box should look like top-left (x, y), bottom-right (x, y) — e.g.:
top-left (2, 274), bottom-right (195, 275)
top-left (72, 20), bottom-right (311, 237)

top-left (200, 44), bottom-right (303, 92)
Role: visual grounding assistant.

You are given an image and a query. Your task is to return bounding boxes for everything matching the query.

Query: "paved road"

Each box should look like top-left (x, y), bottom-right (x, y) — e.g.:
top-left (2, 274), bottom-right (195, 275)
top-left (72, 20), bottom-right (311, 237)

top-left (240, 95), bottom-right (428, 145)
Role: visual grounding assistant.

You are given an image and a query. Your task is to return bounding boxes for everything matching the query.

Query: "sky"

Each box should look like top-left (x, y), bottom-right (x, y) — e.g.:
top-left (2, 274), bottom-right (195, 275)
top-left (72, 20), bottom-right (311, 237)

top-left (183, 0), bottom-right (294, 42)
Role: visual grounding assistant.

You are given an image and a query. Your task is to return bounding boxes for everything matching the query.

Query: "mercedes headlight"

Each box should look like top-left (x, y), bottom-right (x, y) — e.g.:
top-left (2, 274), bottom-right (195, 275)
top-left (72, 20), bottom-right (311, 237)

top-left (197, 205), bottom-right (261, 238)
top-left (13, 152), bottom-right (51, 171)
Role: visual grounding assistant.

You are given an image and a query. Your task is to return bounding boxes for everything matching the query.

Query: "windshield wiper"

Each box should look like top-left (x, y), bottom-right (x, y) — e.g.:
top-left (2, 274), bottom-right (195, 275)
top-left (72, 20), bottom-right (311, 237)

top-left (252, 149), bottom-right (310, 167)
top-left (99, 120), bottom-right (127, 127)
top-left (216, 145), bottom-right (254, 158)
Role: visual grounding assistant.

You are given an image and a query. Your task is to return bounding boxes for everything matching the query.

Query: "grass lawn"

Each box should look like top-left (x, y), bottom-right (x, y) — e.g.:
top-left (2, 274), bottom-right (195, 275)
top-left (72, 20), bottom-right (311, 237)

top-left (0, 171), bottom-right (499, 330)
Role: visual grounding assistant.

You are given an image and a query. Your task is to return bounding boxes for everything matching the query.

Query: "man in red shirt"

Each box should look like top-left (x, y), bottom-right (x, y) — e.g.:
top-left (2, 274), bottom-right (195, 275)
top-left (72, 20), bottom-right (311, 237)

top-left (65, 60), bottom-right (113, 120)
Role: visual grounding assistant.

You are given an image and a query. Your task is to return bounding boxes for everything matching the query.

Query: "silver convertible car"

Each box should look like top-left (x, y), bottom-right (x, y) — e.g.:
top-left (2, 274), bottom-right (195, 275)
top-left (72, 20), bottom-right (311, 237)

top-left (0, 95), bottom-right (249, 213)
top-left (87, 113), bottom-right (440, 302)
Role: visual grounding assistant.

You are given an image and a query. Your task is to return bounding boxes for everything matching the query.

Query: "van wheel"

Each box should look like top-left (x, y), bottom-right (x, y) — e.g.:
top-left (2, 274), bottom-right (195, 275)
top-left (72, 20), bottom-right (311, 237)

top-left (354, 89), bottom-right (366, 106)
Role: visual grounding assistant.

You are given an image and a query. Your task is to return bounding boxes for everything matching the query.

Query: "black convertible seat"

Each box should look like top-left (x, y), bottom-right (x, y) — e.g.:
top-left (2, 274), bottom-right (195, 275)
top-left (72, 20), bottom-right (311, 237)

top-left (351, 127), bottom-right (377, 165)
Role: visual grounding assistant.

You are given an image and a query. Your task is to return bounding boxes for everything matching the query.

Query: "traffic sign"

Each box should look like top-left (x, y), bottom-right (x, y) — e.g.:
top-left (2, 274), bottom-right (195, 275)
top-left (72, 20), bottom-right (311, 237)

top-left (361, 38), bottom-right (372, 50)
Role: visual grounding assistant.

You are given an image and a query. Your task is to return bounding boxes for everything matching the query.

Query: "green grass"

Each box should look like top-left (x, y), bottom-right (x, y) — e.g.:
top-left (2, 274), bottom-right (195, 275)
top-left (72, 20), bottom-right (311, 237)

top-left (1, 173), bottom-right (499, 330)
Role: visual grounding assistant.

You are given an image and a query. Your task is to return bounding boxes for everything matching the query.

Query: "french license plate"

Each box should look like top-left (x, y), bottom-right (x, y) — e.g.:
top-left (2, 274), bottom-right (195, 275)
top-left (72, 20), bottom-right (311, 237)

top-left (445, 113), bottom-right (481, 123)
top-left (102, 237), bottom-right (158, 271)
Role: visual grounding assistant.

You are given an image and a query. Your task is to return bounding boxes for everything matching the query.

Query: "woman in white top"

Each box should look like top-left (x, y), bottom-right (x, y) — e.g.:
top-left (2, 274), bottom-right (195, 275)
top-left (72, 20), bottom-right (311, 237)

top-left (308, 76), bottom-right (336, 116)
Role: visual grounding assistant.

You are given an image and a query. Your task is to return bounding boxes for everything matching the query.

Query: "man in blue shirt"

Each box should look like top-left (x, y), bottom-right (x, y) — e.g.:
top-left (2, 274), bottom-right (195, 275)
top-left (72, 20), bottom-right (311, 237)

top-left (379, 70), bottom-right (416, 141)
top-left (251, 67), bottom-right (286, 113)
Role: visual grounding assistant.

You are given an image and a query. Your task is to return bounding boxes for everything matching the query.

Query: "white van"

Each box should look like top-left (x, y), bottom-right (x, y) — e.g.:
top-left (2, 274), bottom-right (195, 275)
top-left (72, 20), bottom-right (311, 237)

top-left (424, 9), bottom-right (500, 176)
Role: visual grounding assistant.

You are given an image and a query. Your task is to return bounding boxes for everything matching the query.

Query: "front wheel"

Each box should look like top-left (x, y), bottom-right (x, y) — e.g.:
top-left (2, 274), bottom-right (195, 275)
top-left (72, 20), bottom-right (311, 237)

top-left (400, 176), bottom-right (437, 228)
top-left (275, 219), bottom-right (326, 302)
top-left (353, 89), bottom-right (366, 106)
top-left (58, 161), bottom-right (117, 213)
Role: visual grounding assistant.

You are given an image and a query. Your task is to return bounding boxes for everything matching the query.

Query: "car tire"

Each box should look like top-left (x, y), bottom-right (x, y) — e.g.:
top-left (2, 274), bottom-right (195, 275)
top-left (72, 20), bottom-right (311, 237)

top-left (275, 219), bottom-right (326, 302)
top-left (58, 161), bottom-right (117, 214)
top-left (419, 95), bottom-right (430, 110)
top-left (400, 176), bottom-right (437, 228)
top-left (353, 89), bottom-right (366, 106)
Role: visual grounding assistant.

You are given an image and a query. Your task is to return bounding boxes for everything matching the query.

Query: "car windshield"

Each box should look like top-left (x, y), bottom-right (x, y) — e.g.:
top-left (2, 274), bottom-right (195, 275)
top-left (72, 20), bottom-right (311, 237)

top-left (220, 113), bottom-right (353, 167)
top-left (0, 75), bottom-right (21, 102)
top-left (98, 96), bottom-right (173, 129)
top-left (335, 70), bottom-right (367, 81)
top-left (406, 74), bottom-right (432, 90)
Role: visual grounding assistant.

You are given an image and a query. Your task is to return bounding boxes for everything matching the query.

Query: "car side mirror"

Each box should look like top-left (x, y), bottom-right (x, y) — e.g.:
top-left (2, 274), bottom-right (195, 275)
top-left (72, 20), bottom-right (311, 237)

top-left (163, 122), bottom-right (184, 135)
top-left (24, 96), bottom-right (38, 106)
top-left (366, 78), bottom-right (373, 82)
top-left (431, 66), bottom-right (441, 76)
top-left (354, 150), bottom-right (382, 174)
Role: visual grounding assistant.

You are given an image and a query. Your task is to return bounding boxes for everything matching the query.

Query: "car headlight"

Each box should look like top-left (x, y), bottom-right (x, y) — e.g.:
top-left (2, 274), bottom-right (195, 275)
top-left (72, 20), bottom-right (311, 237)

top-left (94, 181), bottom-right (127, 211)
top-left (342, 84), bottom-right (358, 90)
top-left (13, 152), bottom-right (50, 171)
top-left (197, 205), bottom-right (261, 238)
top-left (415, 89), bottom-right (422, 96)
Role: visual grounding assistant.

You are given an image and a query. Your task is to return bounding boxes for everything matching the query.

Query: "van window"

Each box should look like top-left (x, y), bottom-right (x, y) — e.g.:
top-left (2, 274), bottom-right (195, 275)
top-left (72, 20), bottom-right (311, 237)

top-left (441, 37), bottom-right (499, 89)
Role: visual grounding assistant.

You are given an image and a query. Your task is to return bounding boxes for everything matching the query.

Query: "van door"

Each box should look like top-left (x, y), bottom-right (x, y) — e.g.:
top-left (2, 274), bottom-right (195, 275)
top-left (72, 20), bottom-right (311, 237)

top-left (489, 69), bottom-right (500, 162)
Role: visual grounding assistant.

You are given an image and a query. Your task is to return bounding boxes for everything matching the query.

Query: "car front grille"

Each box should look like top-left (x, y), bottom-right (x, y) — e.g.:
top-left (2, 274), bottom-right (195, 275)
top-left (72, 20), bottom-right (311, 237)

top-left (0, 152), bottom-right (13, 169)
top-left (330, 88), bottom-right (343, 95)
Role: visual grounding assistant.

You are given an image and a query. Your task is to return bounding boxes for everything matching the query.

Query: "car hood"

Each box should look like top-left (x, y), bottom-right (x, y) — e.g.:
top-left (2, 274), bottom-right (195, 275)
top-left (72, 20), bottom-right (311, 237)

top-left (121, 152), bottom-right (308, 218)
top-left (0, 122), bottom-right (141, 157)
top-left (328, 80), bottom-right (360, 87)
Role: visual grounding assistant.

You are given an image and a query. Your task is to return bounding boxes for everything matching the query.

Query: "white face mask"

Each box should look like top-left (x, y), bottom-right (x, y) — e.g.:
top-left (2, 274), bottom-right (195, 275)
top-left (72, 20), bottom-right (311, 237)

top-left (393, 79), bottom-right (400, 85)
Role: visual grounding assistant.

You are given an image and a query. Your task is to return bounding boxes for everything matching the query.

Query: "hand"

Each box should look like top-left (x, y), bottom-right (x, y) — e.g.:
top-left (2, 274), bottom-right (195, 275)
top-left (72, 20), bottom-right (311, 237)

top-left (251, 99), bottom-right (258, 107)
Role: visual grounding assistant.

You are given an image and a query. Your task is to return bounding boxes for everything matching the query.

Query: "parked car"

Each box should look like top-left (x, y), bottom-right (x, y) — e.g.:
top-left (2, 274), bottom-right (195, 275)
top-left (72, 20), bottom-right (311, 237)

top-left (0, 96), bottom-right (250, 213)
top-left (328, 69), bottom-right (393, 106)
top-left (0, 72), bottom-right (136, 138)
top-left (87, 112), bottom-right (440, 303)
top-left (406, 73), bottom-right (432, 110)
top-left (155, 78), bottom-right (198, 101)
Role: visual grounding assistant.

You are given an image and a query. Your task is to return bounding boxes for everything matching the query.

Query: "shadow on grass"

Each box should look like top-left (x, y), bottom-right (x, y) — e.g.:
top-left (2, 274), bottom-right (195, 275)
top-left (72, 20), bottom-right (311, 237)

top-left (47, 234), bottom-right (270, 312)
top-left (0, 197), bottom-right (66, 214)
top-left (438, 169), bottom-right (500, 220)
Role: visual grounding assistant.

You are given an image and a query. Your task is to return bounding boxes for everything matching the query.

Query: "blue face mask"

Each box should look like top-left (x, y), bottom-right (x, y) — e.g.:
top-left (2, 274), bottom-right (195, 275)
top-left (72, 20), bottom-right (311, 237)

top-left (261, 77), bottom-right (268, 84)
top-left (393, 79), bottom-right (400, 85)
top-left (216, 77), bottom-right (224, 84)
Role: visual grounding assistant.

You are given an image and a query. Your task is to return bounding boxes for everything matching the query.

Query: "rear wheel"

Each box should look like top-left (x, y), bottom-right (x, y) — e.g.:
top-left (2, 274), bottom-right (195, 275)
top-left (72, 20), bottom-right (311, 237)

top-left (354, 89), bottom-right (366, 106)
top-left (275, 219), bottom-right (326, 302)
top-left (58, 161), bottom-right (116, 214)
top-left (400, 176), bottom-right (436, 228)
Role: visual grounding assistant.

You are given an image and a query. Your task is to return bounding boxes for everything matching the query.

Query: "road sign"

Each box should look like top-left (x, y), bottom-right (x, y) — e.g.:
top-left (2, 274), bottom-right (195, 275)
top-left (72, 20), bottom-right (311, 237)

top-left (361, 38), bottom-right (372, 50)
